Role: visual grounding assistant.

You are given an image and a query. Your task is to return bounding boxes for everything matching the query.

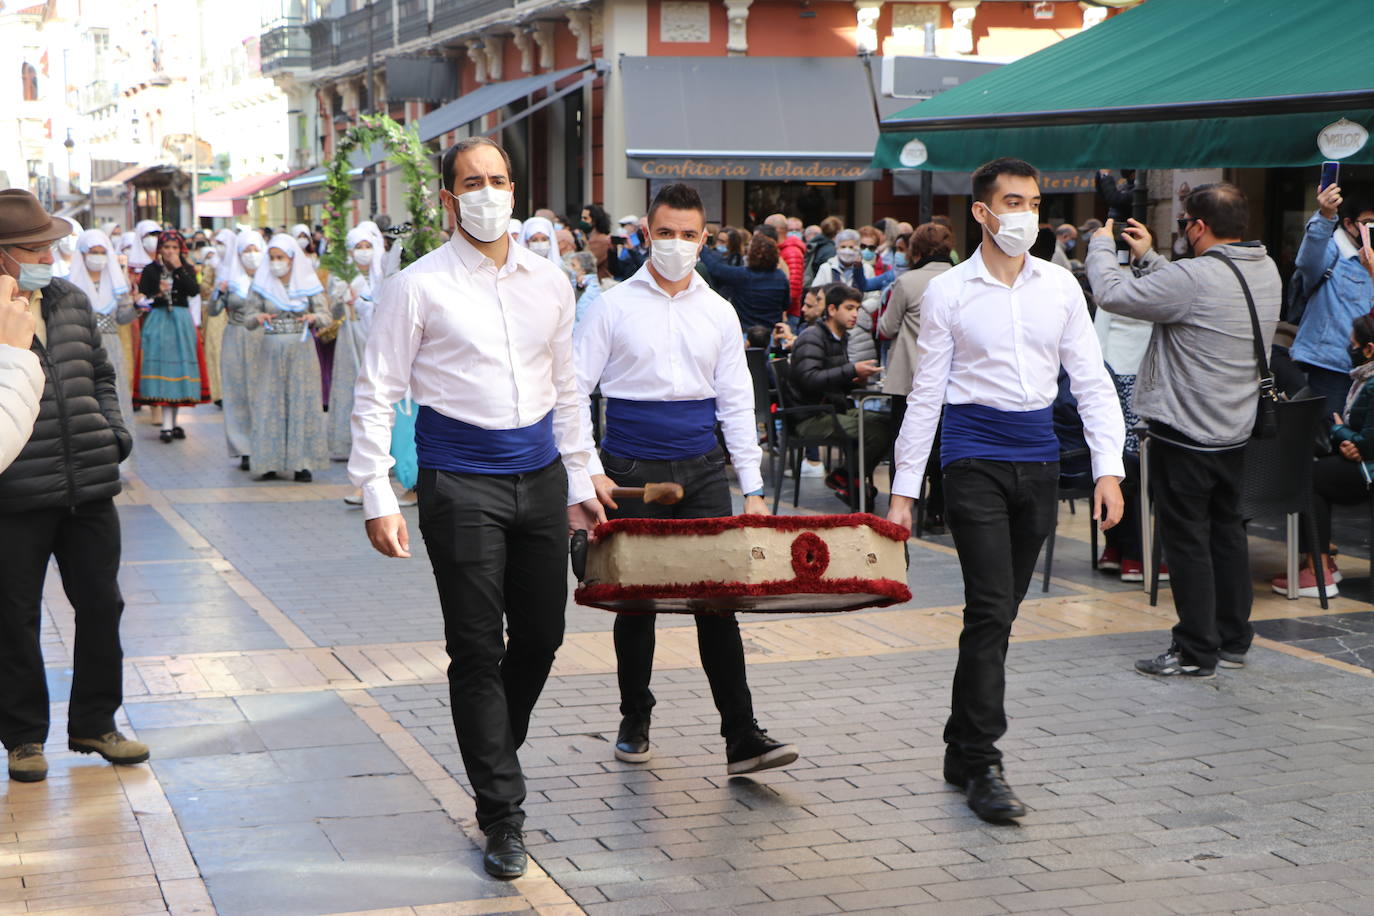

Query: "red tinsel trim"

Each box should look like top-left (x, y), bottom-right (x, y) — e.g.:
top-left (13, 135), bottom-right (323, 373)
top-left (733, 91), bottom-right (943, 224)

top-left (575, 576), bottom-right (912, 612)
top-left (592, 513), bottom-right (910, 543)
top-left (790, 532), bottom-right (830, 579)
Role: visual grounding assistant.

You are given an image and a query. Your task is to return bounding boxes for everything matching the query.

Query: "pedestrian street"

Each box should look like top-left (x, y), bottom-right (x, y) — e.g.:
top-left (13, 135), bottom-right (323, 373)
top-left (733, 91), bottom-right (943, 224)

top-left (7, 406), bottom-right (1374, 916)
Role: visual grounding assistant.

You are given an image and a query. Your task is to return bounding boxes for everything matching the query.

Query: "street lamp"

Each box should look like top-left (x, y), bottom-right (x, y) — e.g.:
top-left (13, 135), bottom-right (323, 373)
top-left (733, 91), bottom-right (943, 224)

top-left (63, 129), bottom-right (75, 196)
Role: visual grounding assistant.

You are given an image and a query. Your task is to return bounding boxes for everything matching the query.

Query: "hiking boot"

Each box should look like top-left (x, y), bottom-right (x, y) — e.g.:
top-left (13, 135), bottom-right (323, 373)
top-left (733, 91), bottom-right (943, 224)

top-left (725, 724), bottom-right (798, 775)
top-left (1135, 646), bottom-right (1215, 679)
top-left (67, 731), bottom-right (150, 765)
top-left (7, 743), bottom-right (47, 782)
top-left (614, 715), bottom-right (651, 764)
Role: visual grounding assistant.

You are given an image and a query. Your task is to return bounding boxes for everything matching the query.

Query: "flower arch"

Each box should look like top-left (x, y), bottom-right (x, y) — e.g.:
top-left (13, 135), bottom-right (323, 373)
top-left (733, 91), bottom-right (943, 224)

top-left (320, 113), bottom-right (444, 282)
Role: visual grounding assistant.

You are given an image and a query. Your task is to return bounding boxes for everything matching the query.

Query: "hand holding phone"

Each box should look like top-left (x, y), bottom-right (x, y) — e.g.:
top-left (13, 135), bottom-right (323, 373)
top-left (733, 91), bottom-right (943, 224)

top-left (1320, 160), bottom-right (1340, 192)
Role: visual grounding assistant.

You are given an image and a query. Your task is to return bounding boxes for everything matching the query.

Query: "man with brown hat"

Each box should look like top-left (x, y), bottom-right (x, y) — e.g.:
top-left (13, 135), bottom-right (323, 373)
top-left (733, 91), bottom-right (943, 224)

top-left (0, 189), bottom-right (148, 782)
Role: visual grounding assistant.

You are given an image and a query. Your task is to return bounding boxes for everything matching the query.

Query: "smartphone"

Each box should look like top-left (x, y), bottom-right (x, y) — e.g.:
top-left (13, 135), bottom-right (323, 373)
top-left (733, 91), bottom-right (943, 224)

top-left (1361, 220), bottom-right (1371, 252)
top-left (1320, 160), bottom-right (1340, 191)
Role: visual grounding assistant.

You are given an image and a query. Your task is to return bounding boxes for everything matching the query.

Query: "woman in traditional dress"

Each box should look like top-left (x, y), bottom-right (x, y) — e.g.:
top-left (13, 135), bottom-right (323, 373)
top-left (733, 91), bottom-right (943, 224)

top-left (244, 233), bottom-right (331, 481)
top-left (200, 228), bottom-right (237, 405)
top-left (137, 230), bottom-right (203, 442)
top-left (209, 228), bottom-right (265, 469)
top-left (328, 222), bottom-right (385, 464)
top-left (70, 228), bottom-right (136, 464)
top-left (123, 219), bottom-right (162, 412)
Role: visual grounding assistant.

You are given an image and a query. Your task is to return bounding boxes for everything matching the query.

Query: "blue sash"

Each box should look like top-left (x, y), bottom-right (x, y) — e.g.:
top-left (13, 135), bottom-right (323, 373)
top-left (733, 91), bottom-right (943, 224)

top-left (602, 398), bottom-right (718, 461)
top-left (941, 403), bottom-right (1059, 467)
top-left (415, 407), bottom-right (558, 475)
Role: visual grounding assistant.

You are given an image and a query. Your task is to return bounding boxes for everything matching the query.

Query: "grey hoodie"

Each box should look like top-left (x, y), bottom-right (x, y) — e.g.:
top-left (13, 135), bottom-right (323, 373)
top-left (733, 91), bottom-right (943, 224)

top-left (1086, 237), bottom-right (1281, 448)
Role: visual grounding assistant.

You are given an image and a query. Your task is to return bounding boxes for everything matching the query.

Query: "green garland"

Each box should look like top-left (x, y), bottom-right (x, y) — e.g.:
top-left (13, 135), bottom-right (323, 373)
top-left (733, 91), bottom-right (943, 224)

top-left (320, 113), bottom-right (443, 282)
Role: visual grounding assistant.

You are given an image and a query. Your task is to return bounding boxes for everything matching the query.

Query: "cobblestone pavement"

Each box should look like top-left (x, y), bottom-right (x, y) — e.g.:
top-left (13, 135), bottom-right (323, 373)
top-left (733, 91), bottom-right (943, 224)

top-left (4, 406), bottom-right (1374, 916)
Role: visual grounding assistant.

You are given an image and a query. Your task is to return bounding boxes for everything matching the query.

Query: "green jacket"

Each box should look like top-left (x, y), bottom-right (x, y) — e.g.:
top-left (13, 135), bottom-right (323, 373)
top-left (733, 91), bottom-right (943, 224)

top-left (1330, 378), bottom-right (1374, 485)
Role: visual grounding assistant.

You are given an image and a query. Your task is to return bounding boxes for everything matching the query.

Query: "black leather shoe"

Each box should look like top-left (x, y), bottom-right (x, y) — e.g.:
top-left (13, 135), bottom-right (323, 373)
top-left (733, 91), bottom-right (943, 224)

top-left (966, 765), bottom-right (1026, 822)
top-left (725, 723), bottom-right (798, 775)
top-left (614, 715), bottom-right (651, 763)
top-left (294, 469), bottom-right (312, 482)
top-left (483, 823), bottom-right (527, 879)
top-left (159, 430), bottom-right (174, 443)
top-left (171, 426), bottom-right (186, 440)
top-left (239, 456), bottom-right (250, 471)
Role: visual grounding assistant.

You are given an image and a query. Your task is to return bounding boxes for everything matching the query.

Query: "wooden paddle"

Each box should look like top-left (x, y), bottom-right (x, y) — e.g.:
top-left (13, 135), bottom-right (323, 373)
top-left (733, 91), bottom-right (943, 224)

top-left (610, 482), bottom-right (685, 505)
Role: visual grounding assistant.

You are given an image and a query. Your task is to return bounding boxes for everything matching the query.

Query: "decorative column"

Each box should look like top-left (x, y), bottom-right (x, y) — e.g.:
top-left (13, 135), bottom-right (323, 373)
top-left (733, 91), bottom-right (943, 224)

top-left (511, 29), bottom-right (533, 74)
top-left (482, 33), bottom-right (505, 82)
top-left (854, 0), bottom-right (884, 55)
top-left (1079, 2), bottom-right (1108, 28)
top-left (532, 20), bottom-right (557, 70)
top-left (566, 9), bottom-right (593, 62)
top-left (724, 0), bottom-right (752, 55)
top-left (464, 38), bottom-right (488, 83)
top-left (950, 0), bottom-right (979, 54)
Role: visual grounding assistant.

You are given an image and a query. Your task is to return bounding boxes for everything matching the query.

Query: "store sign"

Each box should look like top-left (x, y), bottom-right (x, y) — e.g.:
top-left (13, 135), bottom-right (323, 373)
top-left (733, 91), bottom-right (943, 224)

top-left (1318, 118), bottom-right (1369, 160)
top-left (628, 157), bottom-right (880, 182)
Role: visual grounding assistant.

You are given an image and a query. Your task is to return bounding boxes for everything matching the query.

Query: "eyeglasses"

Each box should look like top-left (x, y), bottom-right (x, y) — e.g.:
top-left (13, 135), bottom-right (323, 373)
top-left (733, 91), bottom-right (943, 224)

top-left (860, 243), bottom-right (878, 251)
top-left (1176, 217), bottom-right (1198, 236)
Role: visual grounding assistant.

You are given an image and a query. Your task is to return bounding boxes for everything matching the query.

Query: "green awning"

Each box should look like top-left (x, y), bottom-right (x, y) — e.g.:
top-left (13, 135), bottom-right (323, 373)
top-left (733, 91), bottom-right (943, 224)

top-left (873, 0), bottom-right (1374, 172)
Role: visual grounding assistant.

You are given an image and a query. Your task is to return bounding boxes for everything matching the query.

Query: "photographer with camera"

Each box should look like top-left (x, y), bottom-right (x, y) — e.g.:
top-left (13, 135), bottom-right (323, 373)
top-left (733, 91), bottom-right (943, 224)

top-left (1086, 182), bottom-right (1280, 679)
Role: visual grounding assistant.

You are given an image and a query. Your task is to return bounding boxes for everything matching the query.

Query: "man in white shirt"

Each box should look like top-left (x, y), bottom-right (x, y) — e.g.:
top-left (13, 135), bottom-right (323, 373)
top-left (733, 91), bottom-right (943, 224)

top-left (348, 137), bottom-right (604, 879)
top-left (575, 183), bottom-right (798, 777)
top-left (886, 158), bottom-right (1125, 823)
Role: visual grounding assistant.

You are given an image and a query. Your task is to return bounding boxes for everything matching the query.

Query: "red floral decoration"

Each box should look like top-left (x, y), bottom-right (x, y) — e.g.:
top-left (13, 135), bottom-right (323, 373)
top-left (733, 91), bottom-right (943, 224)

top-left (790, 532), bottom-right (830, 579)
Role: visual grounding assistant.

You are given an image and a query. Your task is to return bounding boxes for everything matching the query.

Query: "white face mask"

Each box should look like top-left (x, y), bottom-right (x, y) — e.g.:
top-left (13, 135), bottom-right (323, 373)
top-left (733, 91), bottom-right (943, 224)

top-left (528, 240), bottom-right (551, 257)
top-left (85, 254), bottom-right (109, 272)
top-left (352, 248), bottom-right (374, 266)
top-left (650, 238), bottom-right (701, 282)
top-left (837, 247), bottom-right (859, 265)
top-left (142, 236), bottom-right (159, 253)
top-left (214, 242), bottom-right (227, 256)
top-left (982, 206), bottom-right (1038, 258)
top-left (453, 186), bottom-right (514, 243)
top-left (241, 251), bottom-right (262, 272)
top-left (270, 259), bottom-right (291, 278)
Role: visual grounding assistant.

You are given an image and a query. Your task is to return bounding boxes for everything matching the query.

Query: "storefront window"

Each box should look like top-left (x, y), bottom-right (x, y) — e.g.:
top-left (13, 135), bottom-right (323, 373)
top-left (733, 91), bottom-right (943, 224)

top-left (745, 182), bottom-right (853, 229)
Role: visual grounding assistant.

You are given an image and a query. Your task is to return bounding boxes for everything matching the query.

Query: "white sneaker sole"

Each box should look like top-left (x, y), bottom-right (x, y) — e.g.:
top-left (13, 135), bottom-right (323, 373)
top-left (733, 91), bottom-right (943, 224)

top-left (1270, 582), bottom-right (1340, 598)
top-left (727, 744), bottom-right (798, 775)
top-left (1217, 657), bottom-right (1246, 669)
top-left (614, 746), bottom-right (652, 764)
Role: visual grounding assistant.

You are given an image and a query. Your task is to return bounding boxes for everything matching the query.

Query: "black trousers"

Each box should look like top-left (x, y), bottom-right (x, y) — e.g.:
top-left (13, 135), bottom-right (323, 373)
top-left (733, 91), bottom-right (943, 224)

top-left (416, 461), bottom-right (568, 832)
top-left (942, 459), bottom-right (1058, 771)
top-left (1299, 454), bottom-right (1368, 554)
top-left (1103, 452), bottom-right (1143, 560)
top-left (0, 499), bottom-right (125, 748)
top-left (602, 447), bottom-right (756, 740)
top-left (1150, 442), bottom-right (1251, 667)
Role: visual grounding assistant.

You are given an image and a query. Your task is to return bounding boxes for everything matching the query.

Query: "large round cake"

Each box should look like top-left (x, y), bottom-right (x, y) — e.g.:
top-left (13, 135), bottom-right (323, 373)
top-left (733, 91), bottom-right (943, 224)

top-left (575, 513), bottom-right (912, 614)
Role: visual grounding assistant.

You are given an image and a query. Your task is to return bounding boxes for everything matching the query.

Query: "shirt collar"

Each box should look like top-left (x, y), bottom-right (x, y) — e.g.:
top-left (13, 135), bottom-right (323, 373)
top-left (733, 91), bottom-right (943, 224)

top-left (969, 244), bottom-right (1043, 289)
top-left (628, 261), bottom-right (706, 300)
top-left (1335, 226), bottom-right (1361, 261)
top-left (449, 229), bottom-right (529, 275)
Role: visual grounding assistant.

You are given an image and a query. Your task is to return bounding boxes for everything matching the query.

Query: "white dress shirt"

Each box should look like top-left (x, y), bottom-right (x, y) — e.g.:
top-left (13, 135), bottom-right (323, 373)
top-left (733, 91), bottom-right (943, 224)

top-left (891, 246), bottom-right (1125, 498)
top-left (349, 232), bottom-right (594, 519)
top-left (573, 264), bottom-right (764, 495)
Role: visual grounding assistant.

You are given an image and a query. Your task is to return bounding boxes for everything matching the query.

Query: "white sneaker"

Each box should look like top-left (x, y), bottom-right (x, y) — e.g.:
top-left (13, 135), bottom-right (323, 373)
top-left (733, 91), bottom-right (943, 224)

top-left (799, 461), bottom-right (825, 478)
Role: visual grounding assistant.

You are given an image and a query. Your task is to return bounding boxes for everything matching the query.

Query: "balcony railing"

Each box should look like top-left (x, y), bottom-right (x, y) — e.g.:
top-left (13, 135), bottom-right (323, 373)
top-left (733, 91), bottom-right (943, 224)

top-left (302, 0), bottom-right (516, 73)
top-left (261, 23), bottom-right (312, 73)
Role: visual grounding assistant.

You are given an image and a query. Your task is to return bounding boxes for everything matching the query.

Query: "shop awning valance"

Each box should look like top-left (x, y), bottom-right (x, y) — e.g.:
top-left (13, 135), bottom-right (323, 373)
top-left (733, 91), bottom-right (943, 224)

top-left (873, 0), bottom-right (1374, 172)
top-left (198, 171), bottom-right (302, 218)
top-left (622, 56), bottom-right (883, 181)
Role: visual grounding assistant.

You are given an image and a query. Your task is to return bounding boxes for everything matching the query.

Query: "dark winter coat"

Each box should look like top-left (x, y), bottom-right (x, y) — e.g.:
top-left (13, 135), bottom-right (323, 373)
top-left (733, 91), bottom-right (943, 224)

top-left (0, 278), bottom-right (130, 513)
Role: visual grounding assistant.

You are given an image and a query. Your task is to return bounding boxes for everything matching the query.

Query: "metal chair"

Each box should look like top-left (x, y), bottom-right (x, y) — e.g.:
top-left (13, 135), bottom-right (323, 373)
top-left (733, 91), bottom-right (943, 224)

top-left (1040, 447), bottom-right (1099, 592)
top-left (1146, 396), bottom-right (1330, 609)
top-left (744, 347), bottom-right (776, 484)
top-left (770, 355), bottom-right (859, 514)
